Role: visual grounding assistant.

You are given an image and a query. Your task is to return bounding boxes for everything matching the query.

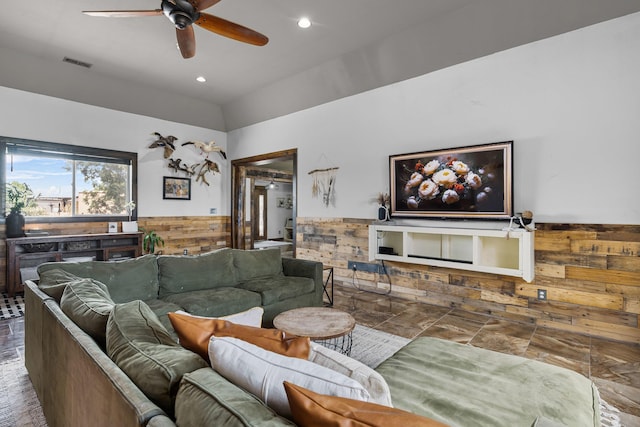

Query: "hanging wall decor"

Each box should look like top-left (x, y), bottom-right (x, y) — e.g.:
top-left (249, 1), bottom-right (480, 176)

top-left (148, 132), bottom-right (178, 158)
top-left (163, 177), bottom-right (191, 200)
top-left (308, 166), bottom-right (339, 207)
top-left (181, 140), bottom-right (227, 159)
top-left (148, 132), bottom-right (222, 186)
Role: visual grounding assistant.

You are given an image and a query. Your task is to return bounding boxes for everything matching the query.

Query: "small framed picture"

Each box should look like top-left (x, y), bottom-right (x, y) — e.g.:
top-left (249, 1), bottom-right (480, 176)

top-left (108, 222), bottom-right (118, 233)
top-left (277, 198), bottom-right (285, 208)
top-left (163, 177), bottom-right (191, 200)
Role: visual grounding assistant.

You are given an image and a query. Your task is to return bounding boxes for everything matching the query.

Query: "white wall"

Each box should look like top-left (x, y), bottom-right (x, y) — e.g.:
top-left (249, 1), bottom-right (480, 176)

top-left (228, 12), bottom-right (640, 225)
top-left (267, 184), bottom-right (293, 239)
top-left (0, 87), bottom-right (227, 218)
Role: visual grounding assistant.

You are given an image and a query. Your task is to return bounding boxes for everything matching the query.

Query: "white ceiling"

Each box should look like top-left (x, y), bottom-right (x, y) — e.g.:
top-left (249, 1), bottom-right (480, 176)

top-left (1, 0), bottom-right (639, 131)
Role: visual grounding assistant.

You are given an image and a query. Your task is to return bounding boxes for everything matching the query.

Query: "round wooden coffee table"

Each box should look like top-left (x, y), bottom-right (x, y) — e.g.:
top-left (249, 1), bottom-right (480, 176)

top-left (273, 307), bottom-right (356, 355)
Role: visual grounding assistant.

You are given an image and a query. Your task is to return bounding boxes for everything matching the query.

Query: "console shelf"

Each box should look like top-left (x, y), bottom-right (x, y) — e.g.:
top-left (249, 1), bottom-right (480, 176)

top-left (6, 232), bottom-right (143, 296)
top-left (368, 224), bottom-right (534, 282)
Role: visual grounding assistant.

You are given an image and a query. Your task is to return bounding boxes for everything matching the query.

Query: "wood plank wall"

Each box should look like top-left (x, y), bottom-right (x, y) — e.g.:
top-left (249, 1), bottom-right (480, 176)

top-left (2, 215), bottom-right (637, 344)
top-left (296, 218), bottom-right (640, 345)
top-left (0, 216), bottom-right (231, 291)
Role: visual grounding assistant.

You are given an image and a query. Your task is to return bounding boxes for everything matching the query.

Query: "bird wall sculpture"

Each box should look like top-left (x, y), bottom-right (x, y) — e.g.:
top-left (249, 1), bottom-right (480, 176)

top-left (195, 159), bottom-right (220, 186)
top-left (148, 132), bottom-right (222, 187)
top-left (182, 140), bottom-right (227, 159)
top-left (149, 132), bottom-right (178, 158)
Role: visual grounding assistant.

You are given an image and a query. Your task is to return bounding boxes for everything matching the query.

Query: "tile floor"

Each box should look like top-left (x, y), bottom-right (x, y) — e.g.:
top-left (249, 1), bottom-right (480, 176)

top-left (1, 287), bottom-right (639, 426)
top-left (0, 316), bottom-right (24, 363)
top-left (332, 284), bottom-right (640, 425)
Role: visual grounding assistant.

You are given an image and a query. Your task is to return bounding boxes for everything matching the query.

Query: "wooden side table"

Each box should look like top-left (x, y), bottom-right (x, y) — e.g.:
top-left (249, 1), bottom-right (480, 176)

top-left (273, 307), bottom-right (355, 355)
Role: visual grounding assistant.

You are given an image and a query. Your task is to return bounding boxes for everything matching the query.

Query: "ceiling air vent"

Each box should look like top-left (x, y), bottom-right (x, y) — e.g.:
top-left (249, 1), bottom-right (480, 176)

top-left (62, 57), bottom-right (93, 69)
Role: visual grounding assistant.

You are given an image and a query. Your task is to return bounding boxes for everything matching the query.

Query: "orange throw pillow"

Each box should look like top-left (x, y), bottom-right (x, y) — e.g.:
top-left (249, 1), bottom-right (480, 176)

top-left (168, 311), bottom-right (310, 362)
top-left (283, 381), bottom-right (450, 427)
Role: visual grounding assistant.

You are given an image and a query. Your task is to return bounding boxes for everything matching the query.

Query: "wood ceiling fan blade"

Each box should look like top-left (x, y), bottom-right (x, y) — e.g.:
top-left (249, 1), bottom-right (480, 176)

top-left (176, 26), bottom-right (196, 59)
top-left (82, 10), bottom-right (163, 18)
top-left (195, 13), bottom-right (268, 46)
top-left (189, 0), bottom-right (223, 12)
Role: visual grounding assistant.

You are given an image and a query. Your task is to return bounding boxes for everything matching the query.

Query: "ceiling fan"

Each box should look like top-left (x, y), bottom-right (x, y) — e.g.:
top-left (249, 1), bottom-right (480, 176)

top-left (83, 0), bottom-right (268, 59)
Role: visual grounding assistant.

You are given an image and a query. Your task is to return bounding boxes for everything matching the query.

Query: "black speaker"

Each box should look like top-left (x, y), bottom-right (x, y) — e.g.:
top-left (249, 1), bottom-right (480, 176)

top-left (377, 206), bottom-right (388, 221)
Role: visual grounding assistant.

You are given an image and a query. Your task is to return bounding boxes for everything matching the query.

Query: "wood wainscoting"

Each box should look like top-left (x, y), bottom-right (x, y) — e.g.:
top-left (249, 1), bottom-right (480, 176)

top-left (296, 218), bottom-right (640, 345)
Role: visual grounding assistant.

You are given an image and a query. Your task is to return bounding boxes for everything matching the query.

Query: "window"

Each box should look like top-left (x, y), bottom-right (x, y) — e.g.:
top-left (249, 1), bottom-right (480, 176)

top-left (1, 137), bottom-right (137, 222)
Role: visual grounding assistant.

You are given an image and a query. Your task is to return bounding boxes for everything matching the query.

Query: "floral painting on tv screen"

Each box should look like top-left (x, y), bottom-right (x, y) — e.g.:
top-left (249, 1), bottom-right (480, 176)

top-left (389, 141), bottom-right (513, 220)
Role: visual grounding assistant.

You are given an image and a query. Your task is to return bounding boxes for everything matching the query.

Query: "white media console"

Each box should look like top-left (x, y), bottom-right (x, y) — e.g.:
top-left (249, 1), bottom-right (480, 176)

top-left (368, 224), bottom-right (534, 282)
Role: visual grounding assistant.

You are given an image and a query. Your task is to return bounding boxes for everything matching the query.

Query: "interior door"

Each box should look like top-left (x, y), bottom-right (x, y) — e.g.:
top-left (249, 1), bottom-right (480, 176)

top-left (252, 186), bottom-right (268, 241)
top-left (231, 149), bottom-right (296, 251)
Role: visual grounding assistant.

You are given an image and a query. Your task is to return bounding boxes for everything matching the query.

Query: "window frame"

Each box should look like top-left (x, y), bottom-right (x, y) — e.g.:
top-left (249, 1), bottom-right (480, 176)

top-left (1, 136), bottom-right (138, 224)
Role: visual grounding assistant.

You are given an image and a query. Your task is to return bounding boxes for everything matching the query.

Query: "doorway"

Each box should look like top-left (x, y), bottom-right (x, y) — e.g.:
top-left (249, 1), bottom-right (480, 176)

top-left (231, 149), bottom-right (296, 253)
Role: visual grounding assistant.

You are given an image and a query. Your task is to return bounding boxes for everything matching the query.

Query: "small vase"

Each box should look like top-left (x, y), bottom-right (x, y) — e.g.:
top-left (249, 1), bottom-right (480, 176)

top-left (6, 211), bottom-right (25, 238)
top-left (121, 221), bottom-right (138, 233)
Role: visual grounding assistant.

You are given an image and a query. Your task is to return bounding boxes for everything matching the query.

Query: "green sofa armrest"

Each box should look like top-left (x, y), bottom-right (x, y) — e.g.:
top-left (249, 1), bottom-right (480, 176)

top-left (281, 258), bottom-right (323, 305)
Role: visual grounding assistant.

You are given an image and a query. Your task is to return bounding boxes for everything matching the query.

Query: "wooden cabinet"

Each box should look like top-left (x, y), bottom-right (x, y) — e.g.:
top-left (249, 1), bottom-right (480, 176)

top-left (369, 225), bottom-right (534, 282)
top-left (6, 232), bottom-right (142, 296)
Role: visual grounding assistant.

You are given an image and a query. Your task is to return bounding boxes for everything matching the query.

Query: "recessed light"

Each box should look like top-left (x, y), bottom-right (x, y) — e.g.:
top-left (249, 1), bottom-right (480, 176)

top-left (297, 17), bottom-right (311, 29)
top-left (196, 76), bottom-right (206, 83)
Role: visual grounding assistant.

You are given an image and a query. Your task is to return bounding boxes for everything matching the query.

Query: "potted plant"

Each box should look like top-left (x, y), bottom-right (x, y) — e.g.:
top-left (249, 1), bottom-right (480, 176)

top-left (5, 182), bottom-right (36, 238)
top-left (142, 229), bottom-right (165, 254)
top-left (122, 201), bottom-right (138, 233)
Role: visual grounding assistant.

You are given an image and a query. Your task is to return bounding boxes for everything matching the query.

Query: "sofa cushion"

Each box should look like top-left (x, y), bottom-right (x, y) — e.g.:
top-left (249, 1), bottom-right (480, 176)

top-left (175, 367), bottom-right (296, 426)
top-left (208, 337), bottom-right (370, 419)
top-left (168, 311), bottom-right (309, 362)
top-left (60, 278), bottom-right (114, 346)
top-left (162, 287), bottom-right (262, 317)
top-left (283, 382), bottom-right (448, 427)
top-left (37, 255), bottom-right (159, 303)
top-left (106, 300), bottom-right (208, 416)
top-left (237, 276), bottom-right (315, 306)
top-left (308, 342), bottom-right (392, 407)
top-left (232, 248), bottom-right (283, 282)
top-left (37, 268), bottom-right (83, 302)
top-left (157, 248), bottom-right (237, 297)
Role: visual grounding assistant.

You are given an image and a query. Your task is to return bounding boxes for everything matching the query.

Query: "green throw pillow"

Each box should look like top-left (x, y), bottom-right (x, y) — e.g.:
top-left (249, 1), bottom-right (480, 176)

top-left (175, 368), bottom-right (295, 426)
top-left (106, 300), bottom-right (207, 416)
top-left (60, 278), bottom-right (114, 347)
top-left (38, 268), bottom-right (83, 302)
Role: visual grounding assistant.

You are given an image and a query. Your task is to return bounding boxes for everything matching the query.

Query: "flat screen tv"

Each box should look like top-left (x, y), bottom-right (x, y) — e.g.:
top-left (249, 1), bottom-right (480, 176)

top-left (389, 141), bottom-right (513, 220)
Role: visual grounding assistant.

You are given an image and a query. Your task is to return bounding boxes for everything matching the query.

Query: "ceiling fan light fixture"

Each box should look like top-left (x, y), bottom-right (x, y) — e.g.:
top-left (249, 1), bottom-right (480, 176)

top-left (297, 17), bottom-right (312, 29)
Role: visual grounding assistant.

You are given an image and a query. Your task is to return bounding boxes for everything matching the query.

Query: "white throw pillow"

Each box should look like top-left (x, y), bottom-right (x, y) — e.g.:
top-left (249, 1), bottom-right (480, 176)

top-left (175, 306), bottom-right (264, 327)
top-left (307, 341), bottom-right (393, 407)
top-left (208, 336), bottom-right (370, 419)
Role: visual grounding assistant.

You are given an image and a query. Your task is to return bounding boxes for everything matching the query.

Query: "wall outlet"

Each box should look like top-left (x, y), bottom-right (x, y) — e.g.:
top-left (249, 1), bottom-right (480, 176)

top-left (537, 289), bottom-right (547, 301)
top-left (347, 261), bottom-right (383, 274)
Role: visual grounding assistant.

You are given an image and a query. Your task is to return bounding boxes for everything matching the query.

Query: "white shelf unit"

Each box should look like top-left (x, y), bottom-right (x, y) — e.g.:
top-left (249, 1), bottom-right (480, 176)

top-left (368, 224), bottom-right (534, 282)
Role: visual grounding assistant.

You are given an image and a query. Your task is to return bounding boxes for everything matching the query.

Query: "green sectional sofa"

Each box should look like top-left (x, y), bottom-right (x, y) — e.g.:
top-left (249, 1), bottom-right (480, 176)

top-left (25, 247), bottom-right (323, 426)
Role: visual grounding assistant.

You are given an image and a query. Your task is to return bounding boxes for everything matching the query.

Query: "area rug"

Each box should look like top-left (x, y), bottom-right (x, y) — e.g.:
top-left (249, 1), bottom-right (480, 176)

top-left (0, 293), bottom-right (25, 321)
top-left (348, 324), bottom-right (411, 368)
top-left (0, 358), bottom-right (47, 427)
